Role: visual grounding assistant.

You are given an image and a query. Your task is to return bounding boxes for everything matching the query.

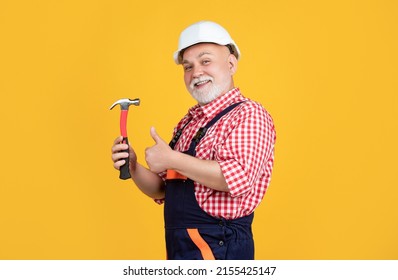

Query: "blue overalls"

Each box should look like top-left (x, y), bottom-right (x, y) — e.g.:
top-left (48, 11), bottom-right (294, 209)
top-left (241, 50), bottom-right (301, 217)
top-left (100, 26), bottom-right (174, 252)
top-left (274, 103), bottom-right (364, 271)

top-left (164, 102), bottom-right (255, 260)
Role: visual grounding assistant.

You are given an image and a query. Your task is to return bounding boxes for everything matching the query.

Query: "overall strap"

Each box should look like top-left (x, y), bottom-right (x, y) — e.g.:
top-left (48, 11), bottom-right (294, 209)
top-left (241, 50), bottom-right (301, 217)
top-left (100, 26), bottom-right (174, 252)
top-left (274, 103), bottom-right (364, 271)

top-left (169, 120), bottom-right (191, 150)
top-left (169, 102), bottom-right (244, 151)
top-left (187, 101), bottom-right (244, 156)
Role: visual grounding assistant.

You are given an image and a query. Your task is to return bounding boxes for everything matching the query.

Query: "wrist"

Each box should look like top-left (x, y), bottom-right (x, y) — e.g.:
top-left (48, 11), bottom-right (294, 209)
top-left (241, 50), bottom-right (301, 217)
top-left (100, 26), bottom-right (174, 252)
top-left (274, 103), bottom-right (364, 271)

top-left (167, 149), bottom-right (181, 171)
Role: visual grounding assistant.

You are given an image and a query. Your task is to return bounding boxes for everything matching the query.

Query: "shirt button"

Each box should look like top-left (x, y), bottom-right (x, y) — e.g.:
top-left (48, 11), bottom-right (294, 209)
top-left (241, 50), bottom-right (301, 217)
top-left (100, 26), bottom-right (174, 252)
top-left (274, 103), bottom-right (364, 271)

top-left (219, 241), bottom-right (224, 246)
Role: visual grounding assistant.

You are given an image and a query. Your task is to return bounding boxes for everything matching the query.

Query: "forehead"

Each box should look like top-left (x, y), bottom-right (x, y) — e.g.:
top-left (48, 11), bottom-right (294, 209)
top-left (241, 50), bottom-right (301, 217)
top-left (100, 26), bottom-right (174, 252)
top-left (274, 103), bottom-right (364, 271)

top-left (182, 43), bottom-right (227, 61)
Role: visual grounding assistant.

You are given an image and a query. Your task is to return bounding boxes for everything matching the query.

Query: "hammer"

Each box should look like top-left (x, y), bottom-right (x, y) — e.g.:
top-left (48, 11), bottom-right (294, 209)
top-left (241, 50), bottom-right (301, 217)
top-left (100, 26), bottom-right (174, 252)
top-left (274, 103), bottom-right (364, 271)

top-left (110, 98), bottom-right (140, 180)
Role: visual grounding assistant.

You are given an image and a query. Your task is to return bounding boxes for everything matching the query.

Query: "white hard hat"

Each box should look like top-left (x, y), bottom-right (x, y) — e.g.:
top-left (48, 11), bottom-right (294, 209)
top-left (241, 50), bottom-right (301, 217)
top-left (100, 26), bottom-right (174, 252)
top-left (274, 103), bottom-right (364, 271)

top-left (173, 21), bottom-right (240, 64)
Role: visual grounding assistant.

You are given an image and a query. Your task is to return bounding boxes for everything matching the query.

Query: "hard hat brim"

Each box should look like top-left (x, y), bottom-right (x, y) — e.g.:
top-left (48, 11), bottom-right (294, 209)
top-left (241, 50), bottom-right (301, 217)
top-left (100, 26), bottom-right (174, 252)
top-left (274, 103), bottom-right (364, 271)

top-left (173, 41), bottom-right (240, 64)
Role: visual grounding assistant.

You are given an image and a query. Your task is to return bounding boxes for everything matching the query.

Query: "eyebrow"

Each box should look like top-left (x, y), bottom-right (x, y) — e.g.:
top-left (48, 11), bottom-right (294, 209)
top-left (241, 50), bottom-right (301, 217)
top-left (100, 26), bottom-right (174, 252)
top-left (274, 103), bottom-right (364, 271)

top-left (182, 51), bottom-right (213, 64)
top-left (198, 51), bottom-right (212, 57)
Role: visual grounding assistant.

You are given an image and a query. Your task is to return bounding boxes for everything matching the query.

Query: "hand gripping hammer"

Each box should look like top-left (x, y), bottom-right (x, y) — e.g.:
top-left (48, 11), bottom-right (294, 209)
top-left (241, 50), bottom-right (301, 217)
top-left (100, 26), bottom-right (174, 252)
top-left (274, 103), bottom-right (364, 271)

top-left (110, 98), bottom-right (140, 180)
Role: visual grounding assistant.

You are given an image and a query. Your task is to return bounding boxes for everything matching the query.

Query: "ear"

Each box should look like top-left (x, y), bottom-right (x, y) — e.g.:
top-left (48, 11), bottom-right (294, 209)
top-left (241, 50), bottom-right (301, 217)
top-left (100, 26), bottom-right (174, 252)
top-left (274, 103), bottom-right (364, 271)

top-left (228, 54), bottom-right (238, 75)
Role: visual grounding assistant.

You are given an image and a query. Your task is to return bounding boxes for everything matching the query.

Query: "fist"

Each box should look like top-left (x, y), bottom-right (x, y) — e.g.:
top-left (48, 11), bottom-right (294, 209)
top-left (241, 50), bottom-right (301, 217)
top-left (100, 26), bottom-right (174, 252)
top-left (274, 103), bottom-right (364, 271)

top-left (111, 136), bottom-right (137, 171)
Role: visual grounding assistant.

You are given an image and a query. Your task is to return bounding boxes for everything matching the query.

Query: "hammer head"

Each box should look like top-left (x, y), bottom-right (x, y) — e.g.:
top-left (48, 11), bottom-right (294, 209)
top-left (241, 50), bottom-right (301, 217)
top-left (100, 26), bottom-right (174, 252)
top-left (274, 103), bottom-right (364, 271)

top-left (109, 98), bottom-right (140, 110)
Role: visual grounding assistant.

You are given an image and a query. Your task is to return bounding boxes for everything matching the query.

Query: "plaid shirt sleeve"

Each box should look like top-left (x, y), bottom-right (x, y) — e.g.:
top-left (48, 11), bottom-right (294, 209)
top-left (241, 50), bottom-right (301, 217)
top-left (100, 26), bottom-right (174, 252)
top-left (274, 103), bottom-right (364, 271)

top-left (215, 101), bottom-right (276, 198)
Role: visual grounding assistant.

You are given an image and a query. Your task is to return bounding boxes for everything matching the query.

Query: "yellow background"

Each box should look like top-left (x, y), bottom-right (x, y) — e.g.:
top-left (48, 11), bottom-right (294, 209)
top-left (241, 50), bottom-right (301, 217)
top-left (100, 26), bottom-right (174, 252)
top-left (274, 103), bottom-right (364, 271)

top-left (1, 0), bottom-right (397, 259)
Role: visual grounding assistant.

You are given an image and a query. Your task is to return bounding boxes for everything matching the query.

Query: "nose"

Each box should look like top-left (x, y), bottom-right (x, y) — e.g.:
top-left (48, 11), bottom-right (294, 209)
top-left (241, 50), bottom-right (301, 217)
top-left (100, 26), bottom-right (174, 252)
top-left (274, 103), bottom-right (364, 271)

top-left (192, 64), bottom-right (204, 78)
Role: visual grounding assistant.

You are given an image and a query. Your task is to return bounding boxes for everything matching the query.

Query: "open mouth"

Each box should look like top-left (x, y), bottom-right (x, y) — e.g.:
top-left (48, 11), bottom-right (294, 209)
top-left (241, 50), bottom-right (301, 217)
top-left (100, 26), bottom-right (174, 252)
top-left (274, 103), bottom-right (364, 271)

top-left (194, 79), bottom-right (211, 88)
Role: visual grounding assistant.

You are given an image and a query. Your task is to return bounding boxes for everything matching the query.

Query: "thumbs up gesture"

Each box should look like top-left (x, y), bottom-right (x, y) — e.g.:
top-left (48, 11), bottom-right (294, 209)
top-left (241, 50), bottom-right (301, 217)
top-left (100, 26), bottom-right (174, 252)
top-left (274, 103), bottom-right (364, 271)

top-left (145, 127), bottom-right (174, 173)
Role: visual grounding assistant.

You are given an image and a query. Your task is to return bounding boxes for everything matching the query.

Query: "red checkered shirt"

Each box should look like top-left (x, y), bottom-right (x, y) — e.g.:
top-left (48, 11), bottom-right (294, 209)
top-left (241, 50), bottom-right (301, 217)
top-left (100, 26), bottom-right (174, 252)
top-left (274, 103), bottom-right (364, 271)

top-left (157, 88), bottom-right (276, 220)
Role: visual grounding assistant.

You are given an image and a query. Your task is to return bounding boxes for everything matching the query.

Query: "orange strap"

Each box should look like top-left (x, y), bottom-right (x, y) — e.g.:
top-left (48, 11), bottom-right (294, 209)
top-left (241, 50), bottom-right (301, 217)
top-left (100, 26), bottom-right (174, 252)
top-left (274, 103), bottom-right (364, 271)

top-left (186, 228), bottom-right (215, 260)
top-left (166, 170), bottom-right (187, 180)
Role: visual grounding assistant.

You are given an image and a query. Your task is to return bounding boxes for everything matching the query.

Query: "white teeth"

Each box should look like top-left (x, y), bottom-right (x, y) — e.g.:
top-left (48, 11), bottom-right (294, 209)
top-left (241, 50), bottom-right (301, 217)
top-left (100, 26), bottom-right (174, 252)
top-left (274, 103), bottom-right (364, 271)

top-left (190, 76), bottom-right (213, 89)
top-left (195, 80), bottom-right (209, 86)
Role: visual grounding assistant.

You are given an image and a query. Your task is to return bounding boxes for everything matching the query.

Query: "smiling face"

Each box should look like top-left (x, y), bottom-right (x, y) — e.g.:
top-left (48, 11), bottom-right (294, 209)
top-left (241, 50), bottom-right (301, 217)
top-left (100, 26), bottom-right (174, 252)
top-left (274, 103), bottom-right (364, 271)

top-left (182, 43), bottom-right (238, 105)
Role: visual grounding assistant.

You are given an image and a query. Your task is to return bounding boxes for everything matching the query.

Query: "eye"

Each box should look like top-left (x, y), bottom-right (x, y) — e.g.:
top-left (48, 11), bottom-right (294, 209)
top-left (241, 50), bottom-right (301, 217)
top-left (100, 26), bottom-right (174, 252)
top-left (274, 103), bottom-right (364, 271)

top-left (183, 65), bottom-right (192, 72)
top-left (202, 59), bottom-right (210, 65)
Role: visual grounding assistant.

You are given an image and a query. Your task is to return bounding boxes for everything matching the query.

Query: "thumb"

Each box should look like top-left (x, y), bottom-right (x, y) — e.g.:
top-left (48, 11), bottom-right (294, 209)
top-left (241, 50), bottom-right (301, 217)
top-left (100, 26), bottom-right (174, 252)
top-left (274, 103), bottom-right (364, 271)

top-left (150, 127), bottom-right (163, 144)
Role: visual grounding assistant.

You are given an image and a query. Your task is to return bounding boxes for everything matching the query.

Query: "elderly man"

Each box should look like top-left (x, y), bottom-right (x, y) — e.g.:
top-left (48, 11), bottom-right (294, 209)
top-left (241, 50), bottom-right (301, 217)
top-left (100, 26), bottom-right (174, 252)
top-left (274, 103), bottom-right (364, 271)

top-left (111, 21), bottom-right (276, 260)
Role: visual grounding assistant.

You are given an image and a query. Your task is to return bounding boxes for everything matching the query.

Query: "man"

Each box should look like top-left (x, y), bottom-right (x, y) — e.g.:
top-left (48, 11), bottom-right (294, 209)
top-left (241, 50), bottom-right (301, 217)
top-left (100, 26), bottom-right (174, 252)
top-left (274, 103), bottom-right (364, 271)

top-left (111, 21), bottom-right (276, 260)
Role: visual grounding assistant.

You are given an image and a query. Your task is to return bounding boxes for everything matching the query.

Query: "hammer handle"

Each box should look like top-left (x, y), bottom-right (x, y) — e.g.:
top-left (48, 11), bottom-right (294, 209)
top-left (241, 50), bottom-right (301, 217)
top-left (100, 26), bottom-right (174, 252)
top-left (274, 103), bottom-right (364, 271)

top-left (120, 137), bottom-right (131, 180)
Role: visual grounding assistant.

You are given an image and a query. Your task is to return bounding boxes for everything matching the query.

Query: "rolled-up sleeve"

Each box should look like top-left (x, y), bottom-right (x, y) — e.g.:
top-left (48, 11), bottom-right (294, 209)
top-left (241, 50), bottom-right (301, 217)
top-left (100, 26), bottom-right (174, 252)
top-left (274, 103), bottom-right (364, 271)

top-left (215, 103), bottom-right (275, 198)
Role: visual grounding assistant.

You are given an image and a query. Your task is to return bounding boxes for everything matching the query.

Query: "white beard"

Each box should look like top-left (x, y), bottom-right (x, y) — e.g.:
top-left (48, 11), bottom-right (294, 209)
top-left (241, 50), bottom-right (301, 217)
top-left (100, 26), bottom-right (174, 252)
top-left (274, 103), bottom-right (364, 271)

top-left (189, 76), bottom-right (228, 105)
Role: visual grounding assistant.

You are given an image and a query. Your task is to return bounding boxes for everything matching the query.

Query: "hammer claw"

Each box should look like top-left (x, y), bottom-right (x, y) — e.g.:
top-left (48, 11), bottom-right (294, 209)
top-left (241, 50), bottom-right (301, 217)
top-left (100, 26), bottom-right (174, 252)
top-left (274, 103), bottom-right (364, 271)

top-left (110, 98), bottom-right (140, 110)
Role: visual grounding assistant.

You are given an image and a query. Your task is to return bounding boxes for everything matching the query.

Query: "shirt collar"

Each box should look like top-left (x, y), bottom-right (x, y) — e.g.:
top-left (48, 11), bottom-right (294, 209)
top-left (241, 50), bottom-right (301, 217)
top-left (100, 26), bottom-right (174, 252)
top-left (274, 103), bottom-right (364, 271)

top-left (188, 88), bottom-right (243, 121)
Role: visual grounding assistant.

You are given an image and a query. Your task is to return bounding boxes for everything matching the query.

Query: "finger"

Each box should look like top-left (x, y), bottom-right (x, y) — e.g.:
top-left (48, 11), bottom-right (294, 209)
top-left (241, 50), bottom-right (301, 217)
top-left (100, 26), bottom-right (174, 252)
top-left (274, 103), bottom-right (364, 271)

top-left (112, 136), bottom-right (127, 152)
top-left (111, 151), bottom-right (129, 162)
top-left (113, 136), bottom-right (123, 145)
top-left (113, 159), bottom-right (126, 170)
top-left (150, 127), bottom-right (163, 144)
top-left (111, 143), bottom-right (129, 154)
